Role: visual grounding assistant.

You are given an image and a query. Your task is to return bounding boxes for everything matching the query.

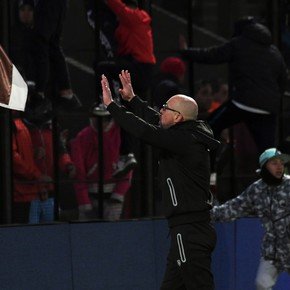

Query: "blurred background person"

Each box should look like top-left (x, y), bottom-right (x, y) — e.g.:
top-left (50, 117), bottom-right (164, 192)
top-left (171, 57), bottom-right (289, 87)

top-left (101, 0), bottom-right (156, 99)
top-left (10, 0), bottom-right (36, 86)
top-left (193, 79), bottom-right (213, 120)
top-left (151, 56), bottom-right (187, 110)
top-left (32, 0), bottom-right (81, 110)
top-left (71, 104), bottom-right (133, 221)
top-left (22, 97), bottom-right (76, 224)
top-left (208, 78), bottom-right (228, 113)
top-left (180, 16), bottom-right (287, 154)
top-left (12, 111), bottom-right (52, 224)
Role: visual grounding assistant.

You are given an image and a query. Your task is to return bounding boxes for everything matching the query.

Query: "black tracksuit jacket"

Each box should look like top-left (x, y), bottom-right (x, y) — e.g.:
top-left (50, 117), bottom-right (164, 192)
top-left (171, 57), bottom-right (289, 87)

top-left (107, 97), bottom-right (220, 226)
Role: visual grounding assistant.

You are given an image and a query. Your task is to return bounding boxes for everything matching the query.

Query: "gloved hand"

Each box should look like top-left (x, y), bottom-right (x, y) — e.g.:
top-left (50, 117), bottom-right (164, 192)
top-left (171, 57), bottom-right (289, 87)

top-left (78, 203), bottom-right (95, 220)
top-left (104, 198), bottom-right (123, 221)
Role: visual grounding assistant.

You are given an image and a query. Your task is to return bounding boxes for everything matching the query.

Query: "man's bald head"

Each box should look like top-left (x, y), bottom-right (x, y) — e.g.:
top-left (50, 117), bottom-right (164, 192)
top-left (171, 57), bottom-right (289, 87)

top-left (168, 95), bottom-right (198, 121)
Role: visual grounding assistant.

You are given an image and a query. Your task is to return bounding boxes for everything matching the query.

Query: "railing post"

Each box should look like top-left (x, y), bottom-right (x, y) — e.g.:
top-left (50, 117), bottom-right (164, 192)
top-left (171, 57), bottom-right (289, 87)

top-left (0, 0), bottom-right (13, 224)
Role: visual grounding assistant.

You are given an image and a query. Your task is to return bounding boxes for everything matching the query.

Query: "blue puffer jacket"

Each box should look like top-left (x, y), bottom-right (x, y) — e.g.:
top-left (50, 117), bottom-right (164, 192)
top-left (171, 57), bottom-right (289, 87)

top-left (212, 175), bottom-right (290, 273)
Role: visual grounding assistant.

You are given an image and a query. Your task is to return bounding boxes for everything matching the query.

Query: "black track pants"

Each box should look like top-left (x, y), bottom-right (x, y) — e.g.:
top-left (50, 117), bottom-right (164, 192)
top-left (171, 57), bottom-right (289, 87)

top-left (161, 222), bottom-right (216, 290)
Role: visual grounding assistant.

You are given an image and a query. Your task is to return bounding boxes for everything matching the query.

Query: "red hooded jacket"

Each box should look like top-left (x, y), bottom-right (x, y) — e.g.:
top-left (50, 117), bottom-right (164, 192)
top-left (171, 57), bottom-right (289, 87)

top-left (28, 122), bottom-right (74, 184)
top-left (13, 119), bottom-right (42, 202)
top-left (71, 121), bottom-right (132, 206)
top-left (106, 0), bottom-right (156, 64)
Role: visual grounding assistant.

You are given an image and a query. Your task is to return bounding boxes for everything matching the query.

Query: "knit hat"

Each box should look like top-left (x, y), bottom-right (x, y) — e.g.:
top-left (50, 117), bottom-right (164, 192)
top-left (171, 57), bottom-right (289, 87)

top-left (259, 148), bottom-right (290, 168)
top-left (160, 57), bottom-right (186, 79)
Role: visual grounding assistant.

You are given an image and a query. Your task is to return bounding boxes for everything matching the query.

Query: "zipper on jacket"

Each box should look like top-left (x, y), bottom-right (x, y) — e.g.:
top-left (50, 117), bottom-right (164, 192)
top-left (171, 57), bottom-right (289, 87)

top-left (166, 177), bottom-right (178, 206)
top-left (177, 233), bottom-right (186, 263)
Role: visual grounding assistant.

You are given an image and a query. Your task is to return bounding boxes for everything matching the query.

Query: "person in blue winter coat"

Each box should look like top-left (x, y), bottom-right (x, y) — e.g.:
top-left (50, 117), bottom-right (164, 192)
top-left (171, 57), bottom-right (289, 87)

top-left (211, 148), bottom-right (290, 290)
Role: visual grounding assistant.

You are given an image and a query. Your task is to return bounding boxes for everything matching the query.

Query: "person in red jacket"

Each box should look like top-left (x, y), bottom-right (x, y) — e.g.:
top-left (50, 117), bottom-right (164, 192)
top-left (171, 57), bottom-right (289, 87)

top-left (22, 103), bottom-right (76, 224)
top-left (12, 117), bottom-right (51, 223)
top-left (71, 104), bottom-right (133, 221)
top-left (103, 0), bottom-right (156, 96)
top-left (97, 0), bottom-right (154, 179)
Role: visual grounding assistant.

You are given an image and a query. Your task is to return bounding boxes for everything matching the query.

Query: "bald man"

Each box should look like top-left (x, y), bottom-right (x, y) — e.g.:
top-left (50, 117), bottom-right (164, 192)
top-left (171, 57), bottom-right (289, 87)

top-left (102, 70), bottom-right (220, 290)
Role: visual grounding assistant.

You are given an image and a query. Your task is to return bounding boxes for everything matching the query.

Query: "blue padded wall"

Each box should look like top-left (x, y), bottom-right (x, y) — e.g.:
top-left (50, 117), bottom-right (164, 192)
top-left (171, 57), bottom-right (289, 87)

top-left (236, 218), bottom-right (263, 290)
top-left (0, 219), bottom-right (289, 290)
top-left (152, 219), bottom-right (170, 285)
top-left (70, 219), bottom-right (169, 290)
top-left (214, 219), bottom-right (290, 290)
top-left (0, 224), bottom-right (73, 290)
top-left (212, 222), bottom-right (236, 290)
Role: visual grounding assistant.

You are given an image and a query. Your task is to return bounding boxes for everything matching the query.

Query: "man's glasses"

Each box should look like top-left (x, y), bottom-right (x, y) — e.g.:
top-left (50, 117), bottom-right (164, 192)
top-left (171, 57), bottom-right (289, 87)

top-left (162, 103), bottom-right (181, 114)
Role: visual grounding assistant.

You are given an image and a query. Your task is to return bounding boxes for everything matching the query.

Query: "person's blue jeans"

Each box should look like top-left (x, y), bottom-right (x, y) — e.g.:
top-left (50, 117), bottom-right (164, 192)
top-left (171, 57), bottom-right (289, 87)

top-left (29, 198), bottom-right (55, 224)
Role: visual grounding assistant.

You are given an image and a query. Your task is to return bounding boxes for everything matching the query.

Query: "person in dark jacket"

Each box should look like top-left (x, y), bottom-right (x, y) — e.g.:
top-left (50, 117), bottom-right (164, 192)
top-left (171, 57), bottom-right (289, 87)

top-left (10, 0), bottom-right (36, 83)
top-left (150, 56), bottom-right (187, 215)
top-left (32, 0), bottom-right (81, 110)
top-left (101, 70), bottom-right (220, 289)
top-left (180, 17), bottom-right (288, 153)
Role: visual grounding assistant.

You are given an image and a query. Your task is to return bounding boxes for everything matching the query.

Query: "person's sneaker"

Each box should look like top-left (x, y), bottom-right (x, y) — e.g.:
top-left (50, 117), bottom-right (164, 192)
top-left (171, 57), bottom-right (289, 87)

top-left (57, 93), bottom-right (82, 111)
top-left (113, 153), bottom-right (137, 178)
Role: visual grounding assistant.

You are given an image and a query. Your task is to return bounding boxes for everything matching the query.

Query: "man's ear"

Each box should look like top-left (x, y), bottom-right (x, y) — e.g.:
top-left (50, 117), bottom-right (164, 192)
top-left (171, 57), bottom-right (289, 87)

top-left (174, 113), bottom-right (184, 124)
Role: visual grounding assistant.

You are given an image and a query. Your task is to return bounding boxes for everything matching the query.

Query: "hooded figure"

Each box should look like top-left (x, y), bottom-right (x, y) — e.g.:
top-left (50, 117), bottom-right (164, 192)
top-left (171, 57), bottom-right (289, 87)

top-left (212, 147), bottom-right (290, 289)
top-left (180, 17), bottom-right (287, 154)
top-left (259, 148), bottom-right (290, 185)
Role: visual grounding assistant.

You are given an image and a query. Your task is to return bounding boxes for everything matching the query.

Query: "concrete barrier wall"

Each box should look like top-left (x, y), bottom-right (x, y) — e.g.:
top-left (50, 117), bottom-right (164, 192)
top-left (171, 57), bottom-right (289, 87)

top-left (0, 219), bottom-right (289, 290)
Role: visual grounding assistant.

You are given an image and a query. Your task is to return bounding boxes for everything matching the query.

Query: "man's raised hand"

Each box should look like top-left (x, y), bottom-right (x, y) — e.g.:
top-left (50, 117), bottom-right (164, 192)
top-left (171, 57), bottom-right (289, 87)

top-left (119, 70), bottom-right (135, 102)
top-left (101, 74), bottom-right (113, 106)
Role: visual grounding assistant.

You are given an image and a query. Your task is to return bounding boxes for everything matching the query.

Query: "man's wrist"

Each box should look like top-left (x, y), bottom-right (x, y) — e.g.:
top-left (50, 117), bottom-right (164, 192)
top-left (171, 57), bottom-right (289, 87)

top-left (128, 95), bottom-right (137, 102)
top-left (106, 100), bottom-right (115, 108)
top-left (105, 99), bottom-right (113, 106)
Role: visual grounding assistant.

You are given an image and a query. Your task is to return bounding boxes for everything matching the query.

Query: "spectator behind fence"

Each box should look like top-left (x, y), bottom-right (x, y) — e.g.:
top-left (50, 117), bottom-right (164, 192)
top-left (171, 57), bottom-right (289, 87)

top-left (86, 0), bottom-right (118, 61)
top-left (22, 99), bottom-right (76, 224)
top-left (208, 78), bottom-right (228, 113)
top-left (86, 0), bottom-right (121, 101)
top-left (194, 79), bottom-right (213, 120)
top-left (85, 0), bottom-right (137, 179)
top-left (102, 70), bottom-right (220, 289)
top-left (152, 56), bottom-right (187, 110)
top-left (211, 148), bottom-right (290, 290)
top-left (101, 0), bottom-right (156, 98)
top-left (32, 0), bottom-right (81, 110)
top-left (71, 104), bottom-right (133, 221)
top-left (180, 16), bottom-right (288, 153)
top-left (10, 0), bottom-right (36, 85)
top-left (12, 114), bottom-right (52, 224)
